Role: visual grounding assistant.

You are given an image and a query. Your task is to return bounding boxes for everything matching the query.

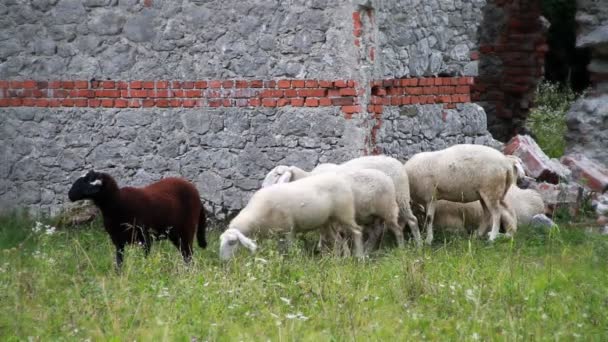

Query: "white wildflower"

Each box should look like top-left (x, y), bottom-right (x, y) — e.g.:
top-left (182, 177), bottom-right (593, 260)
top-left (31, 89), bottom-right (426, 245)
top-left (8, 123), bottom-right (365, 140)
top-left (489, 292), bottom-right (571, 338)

top-left (45, 226), bottom-right (56, 235)
top-left (286, 312), bottom-right (308, 321)
top-left (465, 289), bottom-right (476, 302)
top-left (157, 287), bottom-right (170, 298)
top-left (279, 297), bottom-right (291, 305)
top-left (32, 221), bottom-right (44, 233)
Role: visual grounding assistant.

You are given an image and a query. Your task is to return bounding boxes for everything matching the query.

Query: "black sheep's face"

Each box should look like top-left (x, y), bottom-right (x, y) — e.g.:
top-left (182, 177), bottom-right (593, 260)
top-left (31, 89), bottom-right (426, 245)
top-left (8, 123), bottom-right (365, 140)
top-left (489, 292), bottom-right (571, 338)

top-left (68, 170), bottom-right (104, 201)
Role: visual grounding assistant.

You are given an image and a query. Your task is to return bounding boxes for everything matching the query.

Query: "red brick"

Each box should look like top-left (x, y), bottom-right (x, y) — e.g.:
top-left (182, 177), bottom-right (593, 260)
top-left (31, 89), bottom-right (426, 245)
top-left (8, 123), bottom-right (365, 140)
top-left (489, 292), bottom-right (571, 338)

top-left (341, 105), bottom-right (360, 114)
top-left (305, 80), bottom-right (318, 88)
top-left (153, 89), bottom-right (169, 98)
top-left (90, 80), bottom-right (102, 89)
top-left (401, 96), bottom-right (411, 105)
top-left (22, 98), bottom-right (36, 106)
top-left (182, 81), bottom-right (195, 89)
top-left (53, 89), bottom-right (69, 98)
top-left (206, 80), bottom-right (220, 89)
top-left (156, 99), bottom-right (169, 108)
top-left (305, 98), bottom-right (319, 107)
top-left (71, 90), bottom-right (94, 98)
top-left (142, 99), bottom-right (155, 107)
top-left (167, 99), bottom-right (181, 107)
top-left (172, 89), bottom-right (184, 97)
top-left (291, 98), bottom-right (304, 107)
top-left (455, 86), bottom-right (470, 94)
top-left (503, 135), bottom-right (571, 183)
top-left (277, 80), bottom-right (291, 88)
top-left (250, 80), bottom-right (263, 88)
top-left (339, 87), bottom-right (357, 96)
top-left (284, 89), bottom-right (298, 97)
top-left (61, 99), bottom-right (74, 107)
top-left (140, 81), bottom-right (153, 89)
top-left (222, 80), bottom-right (234, 88)
top-left (156, 80), bottom-right (168, 89)
top-left (260, 89), bottom-right (283, 98)
top-left (62, 81), bottom-right (75, 89)
top-left (390, 97), bottom-right (400, 105)
top-left (192, 80), bottom-right (206, 89)
top-left (410, 96), bottom-right (420, 104)
top-left (264, 80), bottom-right (276, 88)
top-left (32, 89), bottom-right (47, 98)
top-left (289, 80), bottom-right (305, 88)
top-left (100, 99), bottom-right (113, 107)
top-left (0, 99), bottom-right (8, 107)
top-left (318, 80), bottom-right (332, 88)
top-left (298, 89), bottom-right (326, 97)
top-left (183, 99), bottom-right (198, 107)
top-left (183, 89), bottom-right (201, 98)
top-left (209, 99), bottom-right (222, 107)
top-left (334, 80), bottom-right (348, 88)
top-left (328, 89), bottom-right (341, 97)
top-left (129, 99), bottom-right (141, 108)
top-left (439, 95), bottom-right (452, 103)
top-left (9, 80), bottom-right (23, 88)
top-left (262, 98), bottom-right (277, 107)
top-left (331, 97), bottom-right (355, 106)
top-left (248, 98), bottom-right (261, 106)
top-left (561, 154), bottom-right (608, 192)
top-left (405, 87), bottom-right (423, 95)
top-left (0, 81), bottom-right (9, 88)
top-left (102, 81), bottom-right (115, 89)
top-left (114, 99), bottom-right (128, 108)
top-left (171, 81), bottom-right (182, 89)
top-left (277, 98), bottom-right (290, 107)
top-left (116, 81), bottom-right (128, 89)
top-left (319, 97), bottom-right (332, 106)
top-left (130, 80), bottom-right (144, 89)
top-left (22, 80), bottom-right (37, 89)
top-left (235, 80), bottom-right (248, 88)
top-left (96, 89), bottom-right (120, 98)
top-left (130, 89), bottom-right (148, 98)
top-left (222, 99), bottom-right (232, 107)
top-left (87, 99), bottom-right (100, 107)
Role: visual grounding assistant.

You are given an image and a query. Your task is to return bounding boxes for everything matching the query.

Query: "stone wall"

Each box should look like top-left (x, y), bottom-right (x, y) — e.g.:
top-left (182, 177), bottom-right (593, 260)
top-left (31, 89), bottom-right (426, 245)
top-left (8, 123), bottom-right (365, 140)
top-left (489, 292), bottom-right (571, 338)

top-left (0, 0), bottom-right (502, 218)
top-left (565, 0), bottom-right (608, 164)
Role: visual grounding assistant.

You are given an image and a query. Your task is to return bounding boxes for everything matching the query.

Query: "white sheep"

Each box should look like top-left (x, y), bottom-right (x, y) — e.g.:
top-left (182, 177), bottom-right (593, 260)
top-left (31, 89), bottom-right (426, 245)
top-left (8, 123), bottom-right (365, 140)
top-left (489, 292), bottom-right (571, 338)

top-left (427, 185), bottom-right (546, 233)
top-left (311, 168), bottom-right (403, 253)
top-left (404, 144), bottom-right (518, 244)
top-left (219, 173), bottom-right (364, 260)
top-left (262, 155), bottom-right (422, 246)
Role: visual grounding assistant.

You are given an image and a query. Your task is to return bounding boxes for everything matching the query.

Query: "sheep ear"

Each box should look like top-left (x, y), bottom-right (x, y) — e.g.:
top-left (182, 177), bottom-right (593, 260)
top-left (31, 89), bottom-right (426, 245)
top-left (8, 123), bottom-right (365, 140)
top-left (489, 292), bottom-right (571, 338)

top-left (276, 170), bottom-right (293, 184)
top-left (234, 230), bottom-right (257, 253)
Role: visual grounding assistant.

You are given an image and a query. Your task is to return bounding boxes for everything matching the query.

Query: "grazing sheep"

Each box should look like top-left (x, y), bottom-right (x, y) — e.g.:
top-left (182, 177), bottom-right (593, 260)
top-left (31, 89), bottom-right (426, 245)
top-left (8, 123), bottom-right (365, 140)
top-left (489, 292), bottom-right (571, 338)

top-left (404, 144), bottom-right (518, 244)
top-left (262, 155), bottom-right (422, 246)
top-left (423, 185), bottom-right (545, 233)
top-left (68, 170), bottom-right (207, 267)
top-left (305, 168), bottom-right (403, 253)
top-left (219, 173), bottom-right (364, 261)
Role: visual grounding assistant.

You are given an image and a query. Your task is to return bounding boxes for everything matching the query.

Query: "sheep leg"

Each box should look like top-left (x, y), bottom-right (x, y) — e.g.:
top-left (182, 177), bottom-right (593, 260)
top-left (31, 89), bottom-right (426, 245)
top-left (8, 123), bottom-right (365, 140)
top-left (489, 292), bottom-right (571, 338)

top-left (402, 206), bottom-right (422, 247)
top-left (479, 194), bottom-right (501, 241)
top-left (347, 225), bottom-right (364, 258)
top-left (424, 200), bottom-right (436, 245)
top-left (500, 200), bottom-right (518, 237)
top-left (115, 243), bottom-right (125, 269)
top-left (179, 238), bottom-right (194, 263)
top-left (363, 220), bottom-right (384, 252)
top-left (476, 196), bottom-right (491, 238)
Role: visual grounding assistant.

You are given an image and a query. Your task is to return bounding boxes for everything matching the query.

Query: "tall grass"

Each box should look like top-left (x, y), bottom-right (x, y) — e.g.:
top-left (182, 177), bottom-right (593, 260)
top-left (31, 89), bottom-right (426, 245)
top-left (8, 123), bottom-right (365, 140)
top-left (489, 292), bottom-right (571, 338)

top-left (527, 81), bottom-right (578, 158)
top-left (1, 215), bottom-right (607, 340)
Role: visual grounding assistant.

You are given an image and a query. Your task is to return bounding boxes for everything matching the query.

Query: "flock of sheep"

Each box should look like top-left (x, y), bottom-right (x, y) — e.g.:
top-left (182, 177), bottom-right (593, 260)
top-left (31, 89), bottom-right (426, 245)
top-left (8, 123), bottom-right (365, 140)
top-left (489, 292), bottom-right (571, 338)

top-left (68, 144), bottom-right (548, 267)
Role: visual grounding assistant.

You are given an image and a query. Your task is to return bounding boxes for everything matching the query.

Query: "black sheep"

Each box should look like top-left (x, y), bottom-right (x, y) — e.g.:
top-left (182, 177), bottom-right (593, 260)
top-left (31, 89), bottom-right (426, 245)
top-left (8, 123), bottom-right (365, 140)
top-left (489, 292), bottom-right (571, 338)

top-left (68, 170), bottom-right (207, 268)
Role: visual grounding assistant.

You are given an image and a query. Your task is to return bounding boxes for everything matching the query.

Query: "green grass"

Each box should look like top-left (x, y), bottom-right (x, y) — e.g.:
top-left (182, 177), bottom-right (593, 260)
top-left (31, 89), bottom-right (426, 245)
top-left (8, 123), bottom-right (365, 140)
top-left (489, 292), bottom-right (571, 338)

top-left (1, 215), bottom-right (608, 341)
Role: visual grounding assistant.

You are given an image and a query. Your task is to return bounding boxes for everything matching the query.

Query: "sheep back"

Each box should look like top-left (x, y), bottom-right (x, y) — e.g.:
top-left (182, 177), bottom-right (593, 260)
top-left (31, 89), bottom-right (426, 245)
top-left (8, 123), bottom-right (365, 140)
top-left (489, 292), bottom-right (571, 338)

top-left (230, 173), bottom-right (356, 235)
top-left (405, 144), bottom-right (514, 204)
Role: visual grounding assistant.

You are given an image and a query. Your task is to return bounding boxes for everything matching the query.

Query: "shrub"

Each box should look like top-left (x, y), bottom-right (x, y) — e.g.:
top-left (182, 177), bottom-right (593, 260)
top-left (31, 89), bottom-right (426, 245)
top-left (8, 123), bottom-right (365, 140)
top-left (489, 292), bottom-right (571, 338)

top-left (526, 81), bottom-right (578, 158)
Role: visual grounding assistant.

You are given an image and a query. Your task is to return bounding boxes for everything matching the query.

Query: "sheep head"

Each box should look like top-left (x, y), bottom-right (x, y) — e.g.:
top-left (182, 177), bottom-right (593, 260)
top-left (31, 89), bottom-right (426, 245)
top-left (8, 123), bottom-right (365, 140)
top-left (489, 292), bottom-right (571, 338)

top-left (219, 228), bottom-right (258, 261)
top-left (68, 170), bottom-right (105, 201)
top-left (261, 165), bottom-right (293, 188)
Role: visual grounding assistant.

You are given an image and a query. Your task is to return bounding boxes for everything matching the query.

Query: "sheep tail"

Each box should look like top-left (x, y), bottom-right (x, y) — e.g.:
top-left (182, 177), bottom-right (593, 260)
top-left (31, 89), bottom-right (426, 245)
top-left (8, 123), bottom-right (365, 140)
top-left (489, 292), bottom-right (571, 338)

top-left (503, 166), bottom-right (515, 200)
top-left (197, 203), bottom-right (207, 249)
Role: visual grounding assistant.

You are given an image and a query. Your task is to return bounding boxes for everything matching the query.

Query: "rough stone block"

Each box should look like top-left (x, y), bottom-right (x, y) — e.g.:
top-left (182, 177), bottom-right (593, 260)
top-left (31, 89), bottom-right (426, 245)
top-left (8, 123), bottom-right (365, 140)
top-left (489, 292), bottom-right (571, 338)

top-left (503, 135), bottom-right (571, 183)
top-left (530, 181), bottom-right (583, 216)
top-left (561, 153), bottom-right (608, 192)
